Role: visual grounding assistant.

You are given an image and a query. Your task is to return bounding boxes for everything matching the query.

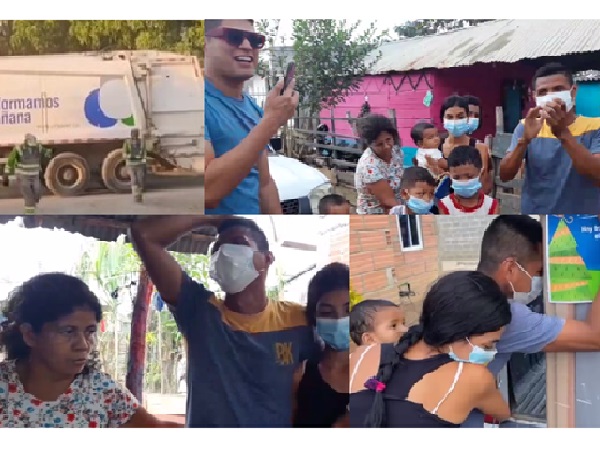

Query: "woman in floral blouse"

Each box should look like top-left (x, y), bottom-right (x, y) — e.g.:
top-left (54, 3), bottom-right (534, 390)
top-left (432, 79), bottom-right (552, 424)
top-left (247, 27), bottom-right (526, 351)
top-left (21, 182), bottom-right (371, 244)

top-left (354, 115), bottom-right (404, 214)
top-left (0, 273), bottom-right (182, 428)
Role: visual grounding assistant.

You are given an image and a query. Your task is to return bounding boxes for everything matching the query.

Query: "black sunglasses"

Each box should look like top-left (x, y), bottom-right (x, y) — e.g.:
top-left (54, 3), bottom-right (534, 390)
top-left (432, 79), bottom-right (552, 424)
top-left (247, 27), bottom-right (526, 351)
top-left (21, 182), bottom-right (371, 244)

top-left (206, 27), bottom-right (266, 50)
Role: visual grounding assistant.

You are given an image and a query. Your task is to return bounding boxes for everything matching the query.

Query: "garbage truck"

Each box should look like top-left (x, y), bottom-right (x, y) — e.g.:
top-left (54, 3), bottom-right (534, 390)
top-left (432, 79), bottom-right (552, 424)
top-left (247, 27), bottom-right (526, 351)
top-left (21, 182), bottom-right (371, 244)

top-left (0, 50), bottom-right (204, 196)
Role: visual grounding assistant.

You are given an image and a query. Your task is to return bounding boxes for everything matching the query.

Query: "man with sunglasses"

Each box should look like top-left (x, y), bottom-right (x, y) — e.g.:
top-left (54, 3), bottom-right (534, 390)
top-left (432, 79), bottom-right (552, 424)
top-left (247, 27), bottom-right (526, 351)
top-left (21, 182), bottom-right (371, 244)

top-left (204, 19), bottom-right (299, 214)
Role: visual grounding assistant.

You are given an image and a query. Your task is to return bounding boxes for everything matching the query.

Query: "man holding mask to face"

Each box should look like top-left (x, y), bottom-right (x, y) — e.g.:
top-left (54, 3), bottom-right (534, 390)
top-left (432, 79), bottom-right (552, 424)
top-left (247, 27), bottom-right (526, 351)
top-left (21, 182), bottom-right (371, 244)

top-left (499, 62), bottom-right (600, 214)
top-left (130, 216), bottom-right (316, 427)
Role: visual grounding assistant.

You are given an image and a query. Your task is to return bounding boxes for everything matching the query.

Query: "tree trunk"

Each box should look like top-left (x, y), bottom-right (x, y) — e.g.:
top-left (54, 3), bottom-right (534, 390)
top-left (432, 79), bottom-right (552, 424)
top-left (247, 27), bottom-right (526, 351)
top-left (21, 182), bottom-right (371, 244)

top-left (125, 266), bottom-right (153, 402)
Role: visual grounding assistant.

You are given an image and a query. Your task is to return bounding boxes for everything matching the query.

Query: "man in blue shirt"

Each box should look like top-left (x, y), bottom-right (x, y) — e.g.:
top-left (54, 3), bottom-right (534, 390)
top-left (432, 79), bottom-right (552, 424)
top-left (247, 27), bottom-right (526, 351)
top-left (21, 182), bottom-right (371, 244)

top-left (130, 215), bottom-right (316, 427)
top-left (499, 62), bottom-right (600, 214)
top-left (463, 215), bottom-right (600, 427)
top-left (204, 19), bottom-right (299, 214)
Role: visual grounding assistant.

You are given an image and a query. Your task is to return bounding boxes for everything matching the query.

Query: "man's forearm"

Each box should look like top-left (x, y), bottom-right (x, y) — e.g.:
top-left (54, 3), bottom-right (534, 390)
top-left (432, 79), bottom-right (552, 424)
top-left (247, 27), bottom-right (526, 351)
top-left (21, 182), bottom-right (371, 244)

top-left (499, 140), bottom-right (528, 181)
top-left (560, 134), bottom-right (600, 185)
top-left (130, 215), bottom-right (218, 248)
top-left (260, 177), bottom-right (282, 214)
top-left (585, 284), bottom-right (600, 329)
top-left (205, 119), bottom-right (280, 207)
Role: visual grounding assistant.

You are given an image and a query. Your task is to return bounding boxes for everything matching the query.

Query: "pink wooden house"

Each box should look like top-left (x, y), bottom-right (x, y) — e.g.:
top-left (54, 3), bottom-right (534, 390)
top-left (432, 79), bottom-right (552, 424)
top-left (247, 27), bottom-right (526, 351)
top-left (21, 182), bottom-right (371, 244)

top-left (318, 19), bottom-right (600, 149)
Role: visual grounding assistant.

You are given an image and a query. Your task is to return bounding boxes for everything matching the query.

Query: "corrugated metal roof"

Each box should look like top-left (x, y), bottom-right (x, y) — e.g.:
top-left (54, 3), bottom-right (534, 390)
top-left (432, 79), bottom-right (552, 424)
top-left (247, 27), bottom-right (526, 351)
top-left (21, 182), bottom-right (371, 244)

top-left (368, 20), bottom-right (600, 73)
top-left (0, 216), bottom-right (216, 255)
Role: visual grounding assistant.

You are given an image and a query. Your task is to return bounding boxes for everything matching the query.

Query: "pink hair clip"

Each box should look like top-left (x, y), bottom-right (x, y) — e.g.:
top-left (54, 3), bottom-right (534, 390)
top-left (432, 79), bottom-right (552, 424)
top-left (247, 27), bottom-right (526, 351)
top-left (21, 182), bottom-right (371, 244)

top-left (364, 377), bottom-right (386, 393)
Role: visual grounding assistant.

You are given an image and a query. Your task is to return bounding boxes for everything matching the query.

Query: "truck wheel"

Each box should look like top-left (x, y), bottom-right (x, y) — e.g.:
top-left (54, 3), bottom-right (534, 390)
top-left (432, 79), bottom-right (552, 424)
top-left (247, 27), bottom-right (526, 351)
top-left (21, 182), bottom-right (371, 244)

top-left (44, 152), bottom-right (90, 197)
top-left (101, 149), bottom-right (131, 193)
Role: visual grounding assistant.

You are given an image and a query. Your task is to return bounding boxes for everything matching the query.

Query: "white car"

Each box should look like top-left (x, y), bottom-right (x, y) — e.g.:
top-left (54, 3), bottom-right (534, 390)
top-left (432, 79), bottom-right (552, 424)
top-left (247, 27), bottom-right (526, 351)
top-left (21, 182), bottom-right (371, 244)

top-left (267, 148), bottom-right (332, 214)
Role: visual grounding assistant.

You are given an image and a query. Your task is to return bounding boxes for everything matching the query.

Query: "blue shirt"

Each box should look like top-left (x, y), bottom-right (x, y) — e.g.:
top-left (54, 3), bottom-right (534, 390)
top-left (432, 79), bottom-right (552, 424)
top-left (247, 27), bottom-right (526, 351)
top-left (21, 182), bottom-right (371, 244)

top-left (172, 274), bottom-right (316, 427)
top-left (461, 302), bottom-right (565, 427)
top-left (205, 79), bottom-right (265, 214)
top-left (507, 117), bottom-right (600, 214)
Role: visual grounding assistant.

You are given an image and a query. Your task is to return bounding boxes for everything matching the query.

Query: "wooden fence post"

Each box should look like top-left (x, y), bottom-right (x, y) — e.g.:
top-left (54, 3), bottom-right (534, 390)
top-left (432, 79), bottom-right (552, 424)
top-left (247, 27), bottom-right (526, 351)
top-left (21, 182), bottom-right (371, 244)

top-left (330, 108), bottom-right (337, 159)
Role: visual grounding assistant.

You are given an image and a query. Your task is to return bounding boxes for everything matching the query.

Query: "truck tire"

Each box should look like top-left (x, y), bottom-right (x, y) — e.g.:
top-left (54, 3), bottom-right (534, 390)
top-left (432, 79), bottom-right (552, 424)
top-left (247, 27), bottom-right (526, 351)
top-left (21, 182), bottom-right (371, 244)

top-left (101, 149), bottom-right (148, 193)
top-left (44, 152), bottom-right (90, 197)
top-left (101, 148), bottom-right (131, 193)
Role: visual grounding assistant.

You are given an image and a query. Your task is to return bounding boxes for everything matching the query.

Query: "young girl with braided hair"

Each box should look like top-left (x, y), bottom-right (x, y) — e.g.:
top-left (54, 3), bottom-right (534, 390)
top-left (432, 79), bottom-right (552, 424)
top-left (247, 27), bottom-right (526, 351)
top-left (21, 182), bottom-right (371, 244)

top-left (349, 270), bottom-right (513, 427)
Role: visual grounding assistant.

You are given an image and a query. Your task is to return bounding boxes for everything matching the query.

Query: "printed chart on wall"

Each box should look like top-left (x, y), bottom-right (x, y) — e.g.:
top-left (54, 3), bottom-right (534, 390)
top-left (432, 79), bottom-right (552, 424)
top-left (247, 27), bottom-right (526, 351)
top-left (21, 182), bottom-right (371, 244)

top-left (546, 215), bottom-right (600, 304)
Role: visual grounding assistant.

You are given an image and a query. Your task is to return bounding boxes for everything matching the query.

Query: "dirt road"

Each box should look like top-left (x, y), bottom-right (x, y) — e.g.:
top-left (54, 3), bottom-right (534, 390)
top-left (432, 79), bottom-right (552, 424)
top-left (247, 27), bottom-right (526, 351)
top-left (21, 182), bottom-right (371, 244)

top-left (0, 175), bottom-right (203, 215)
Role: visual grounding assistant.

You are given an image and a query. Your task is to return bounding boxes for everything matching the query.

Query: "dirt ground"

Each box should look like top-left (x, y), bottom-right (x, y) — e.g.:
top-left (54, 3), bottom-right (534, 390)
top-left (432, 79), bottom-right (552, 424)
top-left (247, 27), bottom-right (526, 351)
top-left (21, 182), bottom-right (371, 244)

top-left (0, 175), bottom-right (204, 215)
top-left (145, 393), bottom-right (186, 425)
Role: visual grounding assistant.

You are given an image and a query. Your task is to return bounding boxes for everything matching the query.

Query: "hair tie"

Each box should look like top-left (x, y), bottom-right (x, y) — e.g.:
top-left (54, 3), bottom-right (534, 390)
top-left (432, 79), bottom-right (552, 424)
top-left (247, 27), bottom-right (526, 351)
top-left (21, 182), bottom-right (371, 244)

top-left (364, 377), bottom-right (386, 393)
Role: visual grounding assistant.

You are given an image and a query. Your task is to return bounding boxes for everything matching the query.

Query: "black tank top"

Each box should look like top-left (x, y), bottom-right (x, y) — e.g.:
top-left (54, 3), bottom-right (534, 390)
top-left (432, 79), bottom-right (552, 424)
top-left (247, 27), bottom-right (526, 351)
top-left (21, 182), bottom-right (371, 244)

top-left (349, 344), bottom-right (461, 428)
top-left (294, 361), bottom-right (349, 427)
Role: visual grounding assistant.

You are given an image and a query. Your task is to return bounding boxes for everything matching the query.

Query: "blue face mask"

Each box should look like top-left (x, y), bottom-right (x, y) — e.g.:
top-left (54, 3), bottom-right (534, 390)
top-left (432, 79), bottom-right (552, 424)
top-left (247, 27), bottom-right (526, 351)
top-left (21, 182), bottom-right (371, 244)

top-left (467, 118), bottom-right (479, 133)
top-left (407, 196), bottom-right (434, 214)
top-left (449, 338), bottom-right (497, 365)
top-left (444, 118), bottom-right (470, 137)
top-left (316, 317), bottom-right (350, 351)
top-left (451, 177), bottom-right (482, 198)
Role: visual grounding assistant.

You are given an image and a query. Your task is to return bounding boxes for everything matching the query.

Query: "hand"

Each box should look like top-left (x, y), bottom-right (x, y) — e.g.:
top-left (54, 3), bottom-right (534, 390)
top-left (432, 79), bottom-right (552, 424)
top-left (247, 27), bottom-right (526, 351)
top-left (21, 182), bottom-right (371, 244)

top-left (190, 214), bottom-right (237, 230)
top-left (263, 78), bottom-right (299, 128)
top-left (424, 155), bottom-right (441, 174)
top-left (424, 154), bottom-right (437, 169)
top-left (542, 99), bottom-right (570, 138)
top-left (523, 107), bottom-right (543, 142)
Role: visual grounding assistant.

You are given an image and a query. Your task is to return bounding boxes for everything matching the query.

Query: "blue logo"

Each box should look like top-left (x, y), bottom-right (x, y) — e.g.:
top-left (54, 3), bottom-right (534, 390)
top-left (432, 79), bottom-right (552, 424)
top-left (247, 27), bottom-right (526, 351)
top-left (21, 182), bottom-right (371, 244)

top-left (84, 81), bottom-right (135, 129)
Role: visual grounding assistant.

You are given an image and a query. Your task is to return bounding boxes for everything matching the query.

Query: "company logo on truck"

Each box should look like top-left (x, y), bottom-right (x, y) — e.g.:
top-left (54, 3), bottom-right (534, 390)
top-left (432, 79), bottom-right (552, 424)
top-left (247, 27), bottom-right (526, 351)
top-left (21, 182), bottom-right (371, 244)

top-left (84, 79), bottom-right (135, 129)
top-left (0, 96), bottom-right (60, 126)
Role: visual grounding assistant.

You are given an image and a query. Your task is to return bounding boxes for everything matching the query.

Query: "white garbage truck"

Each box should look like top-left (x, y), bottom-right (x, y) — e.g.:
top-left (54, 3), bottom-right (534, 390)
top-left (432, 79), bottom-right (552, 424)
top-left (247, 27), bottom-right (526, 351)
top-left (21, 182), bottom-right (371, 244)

top-left (0, 50), bottom-right (204, 196)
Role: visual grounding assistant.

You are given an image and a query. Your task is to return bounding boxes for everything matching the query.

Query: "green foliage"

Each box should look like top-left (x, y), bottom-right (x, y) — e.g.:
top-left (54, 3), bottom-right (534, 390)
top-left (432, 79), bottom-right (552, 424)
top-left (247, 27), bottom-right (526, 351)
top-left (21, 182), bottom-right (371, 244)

top-left (255, 19), bottom-right (284, 83)
top-left (0, 20), bottom-right (203, 58)
top-left (291, 20), bottom-right (387, 115)
top-left (394, 19), bottom-right (493, 38)
top-left (75, 237), bottom-right (212, 393)
top-left (173, 252), bottom-right (210, 284)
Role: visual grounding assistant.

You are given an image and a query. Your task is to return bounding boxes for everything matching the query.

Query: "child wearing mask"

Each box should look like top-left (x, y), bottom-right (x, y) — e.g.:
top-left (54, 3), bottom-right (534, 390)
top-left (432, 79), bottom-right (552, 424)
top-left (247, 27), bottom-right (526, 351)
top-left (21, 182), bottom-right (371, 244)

top-left (389, 166), bottom-right (437, 215)
top-left (350, 299), bottom-right (407, 346)
top-left (439, 145), bottom-right (498, 215)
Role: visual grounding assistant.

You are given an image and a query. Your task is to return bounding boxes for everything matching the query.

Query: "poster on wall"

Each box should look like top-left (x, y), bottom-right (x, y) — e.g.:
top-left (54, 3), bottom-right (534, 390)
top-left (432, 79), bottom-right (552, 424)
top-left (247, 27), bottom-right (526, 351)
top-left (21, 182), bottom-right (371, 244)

top-left (546, 215), bottom-right (600, 304)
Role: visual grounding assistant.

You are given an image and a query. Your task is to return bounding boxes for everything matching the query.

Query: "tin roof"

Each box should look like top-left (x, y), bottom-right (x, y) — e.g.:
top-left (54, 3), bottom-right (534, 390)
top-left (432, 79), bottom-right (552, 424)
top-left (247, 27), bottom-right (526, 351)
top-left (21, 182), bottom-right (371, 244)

top-left (368, 20), bottom-right (600, 73)
top-left (0, 216), bottom-right (215, 254)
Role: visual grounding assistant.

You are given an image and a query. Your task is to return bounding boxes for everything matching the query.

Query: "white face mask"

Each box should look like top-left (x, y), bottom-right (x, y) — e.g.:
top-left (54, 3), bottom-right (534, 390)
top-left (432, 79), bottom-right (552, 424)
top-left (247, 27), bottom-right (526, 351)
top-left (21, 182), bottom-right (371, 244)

top-left (209, 244), bottom-right (260, 294)
top-left (509, 262), bottom-right (543, 305)
top-left (535, 89), bottom-right (574, 112)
